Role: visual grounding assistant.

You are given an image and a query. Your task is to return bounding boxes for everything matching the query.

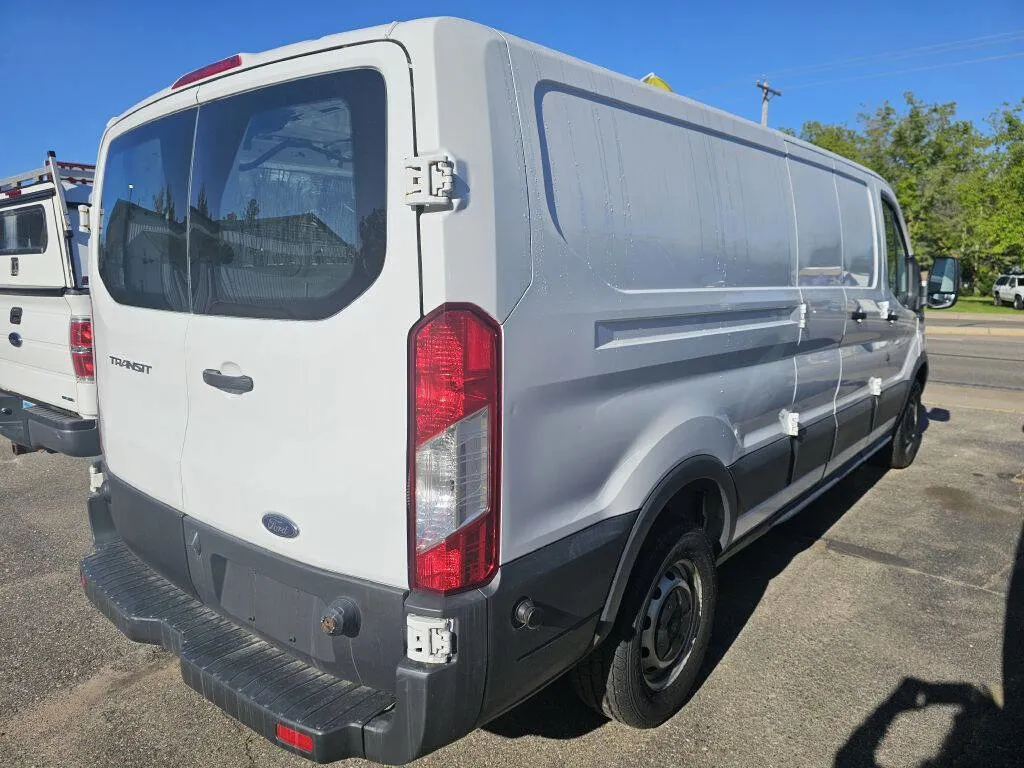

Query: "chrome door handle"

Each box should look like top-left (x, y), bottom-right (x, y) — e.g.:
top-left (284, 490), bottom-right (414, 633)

top-left (851, 309), bottom-right (867, 322)
top-left (202, 369), bottom-right (253, 394)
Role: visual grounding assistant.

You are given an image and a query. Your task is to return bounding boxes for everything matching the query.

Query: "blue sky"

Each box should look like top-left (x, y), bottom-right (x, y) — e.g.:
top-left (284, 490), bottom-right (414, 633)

top-left (2, 0), bottom-right (1022, 171)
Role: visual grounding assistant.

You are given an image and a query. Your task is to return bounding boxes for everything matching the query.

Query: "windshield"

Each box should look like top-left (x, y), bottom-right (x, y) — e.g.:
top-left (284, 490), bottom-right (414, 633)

top-left (99, 68), bottom-right (387, 320)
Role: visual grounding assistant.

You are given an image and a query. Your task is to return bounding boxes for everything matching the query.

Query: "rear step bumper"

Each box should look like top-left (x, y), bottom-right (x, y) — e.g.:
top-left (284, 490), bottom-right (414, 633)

top-left (82, 472), bottom-right (633, 763)
top-left (83, 540), bottom-right (400, 763)
top-left (0, 392), bottom-right (99, 456)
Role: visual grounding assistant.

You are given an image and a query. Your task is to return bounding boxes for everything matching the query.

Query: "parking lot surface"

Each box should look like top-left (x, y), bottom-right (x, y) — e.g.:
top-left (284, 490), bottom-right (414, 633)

top-left (0, 385), bottom-right (1021, 768)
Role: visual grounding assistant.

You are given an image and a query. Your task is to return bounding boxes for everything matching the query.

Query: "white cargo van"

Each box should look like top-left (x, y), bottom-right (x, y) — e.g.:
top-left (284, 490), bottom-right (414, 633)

top-left (80, 18), bottom-right (961, 764)
top-left (0, 154), bottom-right (99, 457)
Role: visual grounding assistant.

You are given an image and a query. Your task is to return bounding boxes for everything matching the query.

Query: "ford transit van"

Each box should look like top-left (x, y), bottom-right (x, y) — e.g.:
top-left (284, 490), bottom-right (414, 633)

top-left (80, 17), bottom-right (960, 763)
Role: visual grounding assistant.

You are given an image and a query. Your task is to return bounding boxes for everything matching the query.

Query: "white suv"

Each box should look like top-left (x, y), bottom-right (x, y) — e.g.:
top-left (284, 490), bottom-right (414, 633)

top-left (993, 274), bottom-right (1024, 309)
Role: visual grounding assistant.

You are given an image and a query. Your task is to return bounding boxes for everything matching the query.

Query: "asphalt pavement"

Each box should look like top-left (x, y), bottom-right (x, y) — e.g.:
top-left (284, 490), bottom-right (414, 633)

top-left (0, 349), bottom-right (1021, 767)
top-left (927, 336), bottom-right (1023, 392)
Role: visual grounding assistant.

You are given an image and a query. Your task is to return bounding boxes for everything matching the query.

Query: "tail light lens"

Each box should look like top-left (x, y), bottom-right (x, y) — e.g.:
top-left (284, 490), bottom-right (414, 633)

top-left (410, 304), bottom-right (501, 594)
top-left (70, 318), bottom-right (94, 380)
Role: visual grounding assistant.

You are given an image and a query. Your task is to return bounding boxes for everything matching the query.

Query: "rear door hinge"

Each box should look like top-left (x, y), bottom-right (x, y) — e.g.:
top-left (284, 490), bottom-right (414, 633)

top-left (404, 153), bottom-right (455, 208)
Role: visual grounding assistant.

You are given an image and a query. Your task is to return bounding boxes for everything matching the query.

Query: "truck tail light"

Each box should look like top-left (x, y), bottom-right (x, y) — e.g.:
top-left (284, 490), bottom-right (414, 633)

top-left (70, 317), bottom-right (94, 380)
top-left (409, 304), bottom-right (501, 594)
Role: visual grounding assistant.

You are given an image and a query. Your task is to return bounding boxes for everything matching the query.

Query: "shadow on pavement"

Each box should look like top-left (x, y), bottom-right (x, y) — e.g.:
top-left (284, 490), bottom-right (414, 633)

top-left (833, 520), bottom-right (1024, 768)
top-left (922, 407), bottom-right (951, 434)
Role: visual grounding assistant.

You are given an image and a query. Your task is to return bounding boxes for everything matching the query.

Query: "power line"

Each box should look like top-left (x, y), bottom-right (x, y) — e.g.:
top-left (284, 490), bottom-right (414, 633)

top-left (688, 29), bottom-right (1024, 95)
top-left (769, 29), bottom-right (1024, 79)
top-left (784, 50), bottom-right (1024, 91)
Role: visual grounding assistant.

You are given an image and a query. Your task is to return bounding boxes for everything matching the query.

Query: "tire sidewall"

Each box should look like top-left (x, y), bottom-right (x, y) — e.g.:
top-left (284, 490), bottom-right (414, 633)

top-left (892, 382), bottom-right (923, 468)
top-left (614, 529), bottom-right (717, 726)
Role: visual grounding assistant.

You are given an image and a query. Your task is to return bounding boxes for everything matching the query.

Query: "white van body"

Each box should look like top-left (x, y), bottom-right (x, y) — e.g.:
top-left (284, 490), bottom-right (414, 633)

top-left (0, 156), bottom-right (99, 456)
top-left (82, 18), bottom-right (929, 764)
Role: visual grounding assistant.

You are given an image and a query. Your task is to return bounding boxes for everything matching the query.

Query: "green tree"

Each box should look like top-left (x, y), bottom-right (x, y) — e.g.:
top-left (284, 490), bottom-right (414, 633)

top-left (792, 93), bottom-right (1023, 292)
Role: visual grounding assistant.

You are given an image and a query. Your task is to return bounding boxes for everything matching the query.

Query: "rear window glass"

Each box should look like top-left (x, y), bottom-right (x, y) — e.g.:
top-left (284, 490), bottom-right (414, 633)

top-left (99, 110), bottom-right (195, 311)
top-left (0, 205), bottom-right (48, 255)
top-left (98, 69), bottom-right (387, 320)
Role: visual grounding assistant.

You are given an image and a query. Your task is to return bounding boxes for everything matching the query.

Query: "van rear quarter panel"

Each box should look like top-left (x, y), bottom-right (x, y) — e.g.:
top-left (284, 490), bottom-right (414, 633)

top-left (395, 19), bottom-right (531, 322)
top-left (496, 38), bottom-right (814, 563)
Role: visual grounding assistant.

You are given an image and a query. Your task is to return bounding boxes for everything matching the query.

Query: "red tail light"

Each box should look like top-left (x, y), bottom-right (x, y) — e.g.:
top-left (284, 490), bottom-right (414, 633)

top-left (171, 54), bottom-right (242, 89)
top-left (409, 304), bottom-right (501, 593)
top-left (275, 724), bottom-right (313, 753)
top-left (70, 318), bottom-right (94, 380)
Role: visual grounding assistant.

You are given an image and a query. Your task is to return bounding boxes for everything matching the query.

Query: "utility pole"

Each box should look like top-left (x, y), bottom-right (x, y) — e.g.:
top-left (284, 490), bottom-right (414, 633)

top-left (755, 80), bottom-right (782, 127)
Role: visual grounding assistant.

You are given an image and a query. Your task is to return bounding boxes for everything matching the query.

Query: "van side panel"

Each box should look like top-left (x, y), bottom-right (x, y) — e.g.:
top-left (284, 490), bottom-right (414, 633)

top-left (401, 18), bottom-right (531, 322)
top-left (499, 39), bottom-right (806, 563)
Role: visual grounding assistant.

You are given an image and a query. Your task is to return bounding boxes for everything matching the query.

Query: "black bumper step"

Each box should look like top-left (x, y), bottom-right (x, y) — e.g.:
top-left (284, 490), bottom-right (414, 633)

top-left (82, 540), bottom-right (396, 763)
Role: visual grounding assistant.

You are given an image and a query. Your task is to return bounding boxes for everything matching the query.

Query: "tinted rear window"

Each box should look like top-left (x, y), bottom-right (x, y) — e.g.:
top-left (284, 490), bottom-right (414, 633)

top-left (0, 205), bottom-right (48, 255)
top-left (99, 69), bottom-right (387, 319)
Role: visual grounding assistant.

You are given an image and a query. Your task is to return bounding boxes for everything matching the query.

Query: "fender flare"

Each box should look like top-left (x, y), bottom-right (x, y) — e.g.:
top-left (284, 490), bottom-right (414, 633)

top-left (595, 454), bottom-right (737, 642)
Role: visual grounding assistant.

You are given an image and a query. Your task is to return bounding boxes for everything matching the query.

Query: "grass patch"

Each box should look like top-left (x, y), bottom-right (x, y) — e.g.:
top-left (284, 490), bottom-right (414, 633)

top-left (927, 294), bottom-right (1022, 315)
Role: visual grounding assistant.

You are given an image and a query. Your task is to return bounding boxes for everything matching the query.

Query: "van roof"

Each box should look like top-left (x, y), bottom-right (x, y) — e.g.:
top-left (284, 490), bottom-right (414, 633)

top-left (106, 16), bottom-right (884, 186)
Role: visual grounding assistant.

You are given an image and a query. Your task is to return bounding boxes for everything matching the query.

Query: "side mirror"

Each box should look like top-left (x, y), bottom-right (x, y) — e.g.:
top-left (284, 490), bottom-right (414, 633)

top-left (926, 256), bottom-right (960, 310)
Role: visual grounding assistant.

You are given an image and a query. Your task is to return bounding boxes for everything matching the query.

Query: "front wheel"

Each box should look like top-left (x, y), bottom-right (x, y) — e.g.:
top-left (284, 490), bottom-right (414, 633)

top-left (994, 295), bottom-right (1001, 306)
top-left (570, 526), bottom-right (717, 728)
top-left (871, 381), bottom-right (923, 469)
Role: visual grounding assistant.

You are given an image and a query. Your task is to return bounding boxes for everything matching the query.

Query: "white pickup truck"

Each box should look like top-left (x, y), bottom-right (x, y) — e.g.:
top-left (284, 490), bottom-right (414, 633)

top-left (0, 153), bottom-right (99, 456)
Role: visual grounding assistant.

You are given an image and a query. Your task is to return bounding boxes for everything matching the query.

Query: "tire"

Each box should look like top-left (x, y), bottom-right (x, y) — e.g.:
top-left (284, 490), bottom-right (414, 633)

top-left (1015, 295), bottom-right (1023, 311)
top-left (993, 295), bottom-right (1000, 306)
top-left (871, 381), bottom-right (923, 469)
top-left (570, 526), bottom-right (717, 728)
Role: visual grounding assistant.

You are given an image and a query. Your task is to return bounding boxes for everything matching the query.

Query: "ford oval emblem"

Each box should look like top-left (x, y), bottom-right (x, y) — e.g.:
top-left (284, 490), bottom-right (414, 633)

top-left (262, 513), bottom-right (299, 539)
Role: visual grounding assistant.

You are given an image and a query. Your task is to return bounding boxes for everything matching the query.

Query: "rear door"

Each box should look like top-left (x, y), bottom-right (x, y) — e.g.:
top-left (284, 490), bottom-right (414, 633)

top-left (92, 88), bottom-right (198, 509)
top-left (180, 44), bottom-right (419, 587)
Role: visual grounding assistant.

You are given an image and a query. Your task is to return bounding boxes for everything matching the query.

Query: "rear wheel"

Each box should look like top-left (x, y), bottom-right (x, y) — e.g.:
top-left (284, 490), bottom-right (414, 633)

top-left (570, 526), bottom-right (716, 727)
top-left (871, 381), bottom-right (923, 469)
top-left (1015, 295), bottom-right (1023, 310)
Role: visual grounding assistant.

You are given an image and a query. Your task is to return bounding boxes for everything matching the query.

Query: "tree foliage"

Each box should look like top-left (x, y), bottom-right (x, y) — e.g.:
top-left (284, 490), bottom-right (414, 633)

top-left (792, 93), bottom-right (1024, 293)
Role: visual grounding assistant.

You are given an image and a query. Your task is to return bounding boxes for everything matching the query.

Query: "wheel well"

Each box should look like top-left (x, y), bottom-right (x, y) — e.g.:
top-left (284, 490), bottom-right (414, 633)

top-left (915, 361), bottom-right (928, 388)
top-left (652, 478), bottom-right (726, 556)
top-left (597, 457), bottom-right (736, 634)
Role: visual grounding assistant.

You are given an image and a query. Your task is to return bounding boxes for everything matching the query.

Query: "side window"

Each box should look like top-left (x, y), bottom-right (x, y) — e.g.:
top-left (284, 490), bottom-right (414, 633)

top-left (0, 205), bottom-right (48, 255)
top-left (881, 198), bottom-right (908, 304)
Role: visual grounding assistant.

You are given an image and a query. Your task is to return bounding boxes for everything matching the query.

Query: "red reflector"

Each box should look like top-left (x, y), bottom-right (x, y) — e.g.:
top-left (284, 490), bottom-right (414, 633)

top-left (80, 569), bottom-right (86, 591)
top-left (4, 189), bottom-right (21, 198)
top-left (275, 724), bottom-right (313, 753)
top-left (171, 54), bottom-right (242, 89)
top-left (70, 318), bottom-right (94, 381)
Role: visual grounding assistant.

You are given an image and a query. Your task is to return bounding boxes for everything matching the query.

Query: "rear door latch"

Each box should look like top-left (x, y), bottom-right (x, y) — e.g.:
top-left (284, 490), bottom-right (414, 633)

top-left (404, 153), bottom-right (455, 208)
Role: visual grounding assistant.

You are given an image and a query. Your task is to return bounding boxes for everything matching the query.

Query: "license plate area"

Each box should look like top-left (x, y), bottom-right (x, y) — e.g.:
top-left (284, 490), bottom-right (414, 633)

top-left (181, 516), bottom-right (407, 691)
